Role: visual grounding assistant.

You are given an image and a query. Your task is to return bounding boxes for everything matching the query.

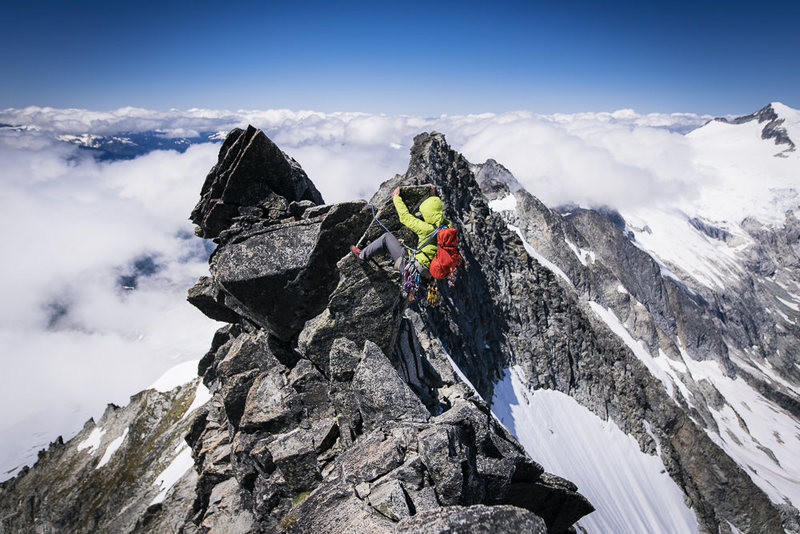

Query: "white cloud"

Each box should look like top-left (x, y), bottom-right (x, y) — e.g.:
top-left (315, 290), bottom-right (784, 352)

top-left (0, 107), bottom-right (243, 136)
top-left (450, 112), bottom-right (705, 210)
top-left (0, 134), bottom-right (222, 478)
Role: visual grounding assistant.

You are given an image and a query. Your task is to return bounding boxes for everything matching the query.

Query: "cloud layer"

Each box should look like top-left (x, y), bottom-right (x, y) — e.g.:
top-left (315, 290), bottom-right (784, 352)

top-left (0, 131), bottom-right (223, 477)
top-left (0, 104), bottom-right (747, 478)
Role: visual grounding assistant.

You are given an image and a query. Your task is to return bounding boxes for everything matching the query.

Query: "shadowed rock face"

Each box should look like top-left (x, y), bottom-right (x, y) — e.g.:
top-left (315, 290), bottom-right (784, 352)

top-left (474, 158), bottom-right (797, 531)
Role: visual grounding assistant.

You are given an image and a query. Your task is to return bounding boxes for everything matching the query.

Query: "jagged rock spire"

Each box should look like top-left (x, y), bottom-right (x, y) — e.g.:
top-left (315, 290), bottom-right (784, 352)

top-left (191, 125), bottom-right (324, 239)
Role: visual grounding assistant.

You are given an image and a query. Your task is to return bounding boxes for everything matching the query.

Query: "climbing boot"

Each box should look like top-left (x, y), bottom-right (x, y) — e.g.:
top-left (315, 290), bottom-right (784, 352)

top-left (350, 245), bottom-right (364, 262)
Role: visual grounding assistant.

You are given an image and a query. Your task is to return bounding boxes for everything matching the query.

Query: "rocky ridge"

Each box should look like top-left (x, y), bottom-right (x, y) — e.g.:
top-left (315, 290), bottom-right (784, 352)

top-left (180, 127), bottom-right (594, 532)
top-left (0, 127), bottom-right (595, 533)
top-left (0, 378), bottom-right (207, 533)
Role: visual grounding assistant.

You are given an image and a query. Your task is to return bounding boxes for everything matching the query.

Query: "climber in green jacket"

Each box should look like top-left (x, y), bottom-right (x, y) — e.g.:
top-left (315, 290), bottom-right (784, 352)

top-left (351, 185), bottom-right (450, 278)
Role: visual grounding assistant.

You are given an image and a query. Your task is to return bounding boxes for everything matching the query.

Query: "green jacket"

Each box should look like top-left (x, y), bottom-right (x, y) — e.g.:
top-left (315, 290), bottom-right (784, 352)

top-left (393, 194), bottom-right (450, 268)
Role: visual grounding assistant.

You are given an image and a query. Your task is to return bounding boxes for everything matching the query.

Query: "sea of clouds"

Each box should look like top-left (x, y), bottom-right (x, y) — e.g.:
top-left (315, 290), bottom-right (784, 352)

top-left (0, 104), bottom-right (745, 478)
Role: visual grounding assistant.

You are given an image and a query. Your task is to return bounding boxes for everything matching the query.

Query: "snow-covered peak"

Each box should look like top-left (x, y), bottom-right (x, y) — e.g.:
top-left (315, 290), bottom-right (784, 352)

top-left (770, 101), bottom-right (800, 145)
top-left (703, 102), bottom-right (797, 155)
top-left (681, 103), bottom-right (799, 228)
top-left (770, 101), bottom-right (797, 116)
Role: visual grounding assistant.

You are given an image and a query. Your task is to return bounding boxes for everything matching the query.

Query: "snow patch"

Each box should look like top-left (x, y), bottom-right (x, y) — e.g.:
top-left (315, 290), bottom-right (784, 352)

top-left (488, 194), bottom-right (517, 212)
top-left (492, 366), bottom-right (699, 534)
top-left (182, 383), bottom-right (212, 420)
top-left (777, 296), bottom-right (799, 312)
top-left (96, 428), bottom-right (128, 469)
top-left (150, 443), bottom-right (194, 505)
top-left (77, 426), bottom-right (105, 453)
top-left (588, 301), bottom-right (675, 397)
top-left (624, 208), bottom-right (745, 291)
top-left (438, 339), bottom-right (481, 397)
top-left (777, 309), bottom-right (794, 324)
top-left (565, 239), bottom-right (595, 266)
top-left (739, 356), bottom-right (800, 398)
top-left (56, 133), bottom-right (102, 147)
top-left (149, 360), bottom-right (199, 392)
top-left (680, 349), bottom-right (800, 508)
top-left (643, 420), bottom-right (662, 457)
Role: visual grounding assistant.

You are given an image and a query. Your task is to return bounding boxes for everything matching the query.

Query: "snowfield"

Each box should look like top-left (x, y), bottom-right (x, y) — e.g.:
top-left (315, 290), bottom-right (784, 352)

top-left (491, 365), bottom-right (700, 534)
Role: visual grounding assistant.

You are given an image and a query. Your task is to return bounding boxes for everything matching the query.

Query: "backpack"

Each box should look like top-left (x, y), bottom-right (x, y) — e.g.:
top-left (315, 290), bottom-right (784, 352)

top-left (429, 227), bottom-right (460, 279)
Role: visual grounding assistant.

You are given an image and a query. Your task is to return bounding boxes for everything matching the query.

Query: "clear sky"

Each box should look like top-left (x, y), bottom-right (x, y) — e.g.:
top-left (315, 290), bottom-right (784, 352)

top-left (2, 0), bottom-right (798, 116)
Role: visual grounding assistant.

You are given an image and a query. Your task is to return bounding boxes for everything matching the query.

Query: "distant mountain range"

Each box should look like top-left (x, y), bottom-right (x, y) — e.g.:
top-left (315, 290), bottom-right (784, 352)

top-left (0, 124), bottom-right (225, 160)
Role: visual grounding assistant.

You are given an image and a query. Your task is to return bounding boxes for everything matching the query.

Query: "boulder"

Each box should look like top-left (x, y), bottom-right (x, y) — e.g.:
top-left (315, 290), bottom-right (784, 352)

top-left (352, 341), bottom-right (430, 429)
top-left (396, 504), bottom-right (547, 534)
top-left (279, 482), bottom-right (394, 534)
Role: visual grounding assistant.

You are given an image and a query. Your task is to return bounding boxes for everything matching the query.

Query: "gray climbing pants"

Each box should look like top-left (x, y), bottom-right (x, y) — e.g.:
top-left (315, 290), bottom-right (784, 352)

top-left (361, 232), bottom-right (406, 271)
top-left (361, 232), bottom-right (432, 279)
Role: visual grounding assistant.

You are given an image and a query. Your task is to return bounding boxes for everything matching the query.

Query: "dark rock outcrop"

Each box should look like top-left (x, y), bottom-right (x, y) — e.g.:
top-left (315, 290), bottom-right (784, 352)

top-left (191, 125), bottom-right (323, 239)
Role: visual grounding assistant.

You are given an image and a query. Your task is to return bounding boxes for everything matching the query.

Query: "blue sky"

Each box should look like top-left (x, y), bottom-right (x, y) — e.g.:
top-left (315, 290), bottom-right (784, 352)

top-left (3, 0), bottom-right (799, 116)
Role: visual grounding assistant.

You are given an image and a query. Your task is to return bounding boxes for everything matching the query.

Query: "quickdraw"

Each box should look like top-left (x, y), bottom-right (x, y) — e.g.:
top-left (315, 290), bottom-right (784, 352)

top-left (400, 251), bottom-right (442, 307)
top-left (400, 255), bottom-right (421, 302)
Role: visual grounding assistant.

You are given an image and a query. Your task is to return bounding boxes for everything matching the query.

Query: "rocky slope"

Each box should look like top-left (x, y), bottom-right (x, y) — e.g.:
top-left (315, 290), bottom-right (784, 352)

top-left (0, 376), bottom-right (207, 533)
